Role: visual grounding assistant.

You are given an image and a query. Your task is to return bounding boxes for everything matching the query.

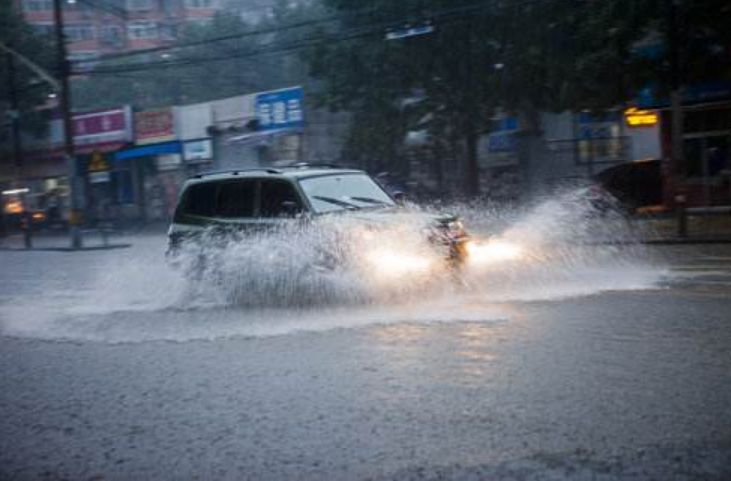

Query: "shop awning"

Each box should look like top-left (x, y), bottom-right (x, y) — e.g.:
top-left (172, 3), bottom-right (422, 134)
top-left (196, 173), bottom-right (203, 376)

top-left (227, 128), bottom-right (300, 146)
top-left (114, 141), bottom-right (181, 161)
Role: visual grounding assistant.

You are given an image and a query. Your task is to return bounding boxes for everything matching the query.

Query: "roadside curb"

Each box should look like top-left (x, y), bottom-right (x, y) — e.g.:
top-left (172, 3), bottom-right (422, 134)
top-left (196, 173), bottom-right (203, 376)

top-left (0, 244), bottom-right (132, 252)
top-left (641, 238), bottom-right (731, 245)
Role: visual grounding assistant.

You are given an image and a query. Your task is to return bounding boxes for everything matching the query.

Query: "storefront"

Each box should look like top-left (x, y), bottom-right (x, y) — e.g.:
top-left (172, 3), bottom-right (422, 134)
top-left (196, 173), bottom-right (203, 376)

top-left (111, 108), bottom-right (216, 222)
top-left (182, 138), bottom-right (214, 175)
top-left (661, 101), bottom-right (731, 207)
top-left (72, 106), bottom-right (134, 223)
top-left (114, 141), bottom-right (185, 222)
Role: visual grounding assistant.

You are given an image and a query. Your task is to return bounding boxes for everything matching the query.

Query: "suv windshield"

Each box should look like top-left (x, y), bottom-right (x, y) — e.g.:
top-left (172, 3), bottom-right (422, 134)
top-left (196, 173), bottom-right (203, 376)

top-left (299, 173), bottom-right (395, 213)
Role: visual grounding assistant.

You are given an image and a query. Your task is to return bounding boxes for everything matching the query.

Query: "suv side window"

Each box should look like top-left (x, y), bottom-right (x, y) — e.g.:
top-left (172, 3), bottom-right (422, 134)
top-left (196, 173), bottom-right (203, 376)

top-left (260, 180), bottom-right (302, 217)
top-left (182, 182), bottom-right (217, 218)
top-left (215, 180), bottom-right (256, 218)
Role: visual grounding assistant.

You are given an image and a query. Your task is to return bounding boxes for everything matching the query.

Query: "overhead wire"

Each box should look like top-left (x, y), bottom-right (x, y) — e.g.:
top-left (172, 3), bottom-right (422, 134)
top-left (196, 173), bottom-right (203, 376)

top-left (72, 3), bottom-right (383, 65)
top-left (73, 0), bottom-right (578, 76)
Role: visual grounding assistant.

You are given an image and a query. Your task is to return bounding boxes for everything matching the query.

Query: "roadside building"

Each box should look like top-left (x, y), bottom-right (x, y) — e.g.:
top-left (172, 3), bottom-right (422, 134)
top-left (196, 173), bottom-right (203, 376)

top-left (210, 88), bottom-right (307, 169)
top-left (657, 94), bottom-right (731, 209)
top-left (0, 106), bottom-right (134, 227)
top-left (15, 0), bottom-right (222, 63)
top-left (112, 104), bottom-right (216, 222)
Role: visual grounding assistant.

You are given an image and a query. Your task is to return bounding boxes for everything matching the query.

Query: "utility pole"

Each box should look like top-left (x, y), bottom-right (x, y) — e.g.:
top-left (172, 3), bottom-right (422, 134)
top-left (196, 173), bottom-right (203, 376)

top-left (5, 51), bottom-right (23, 172)
top-left (53, 0), bottom-right (83, 248)
top-left (462, 16), bottom-right (480, 197)
top-left (667, 0), bottom-right (687, 236)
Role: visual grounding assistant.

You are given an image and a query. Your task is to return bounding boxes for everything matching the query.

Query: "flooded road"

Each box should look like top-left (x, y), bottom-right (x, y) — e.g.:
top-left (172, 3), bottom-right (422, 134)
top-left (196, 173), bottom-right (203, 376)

top-left (1, 201), bottom-right (730, 480)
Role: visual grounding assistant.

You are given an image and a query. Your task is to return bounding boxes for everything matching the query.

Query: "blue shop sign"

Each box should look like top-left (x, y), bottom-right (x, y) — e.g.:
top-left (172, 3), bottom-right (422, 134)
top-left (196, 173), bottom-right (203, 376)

top-left (487, 116), bottom-right (518, 153)
top-left (255, 87), bottom-right (304, 132)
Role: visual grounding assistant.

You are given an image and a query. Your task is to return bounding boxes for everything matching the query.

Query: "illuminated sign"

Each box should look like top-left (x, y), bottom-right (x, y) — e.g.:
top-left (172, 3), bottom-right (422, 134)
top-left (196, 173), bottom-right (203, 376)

top-left (625, 107), bottom-right (658, 127)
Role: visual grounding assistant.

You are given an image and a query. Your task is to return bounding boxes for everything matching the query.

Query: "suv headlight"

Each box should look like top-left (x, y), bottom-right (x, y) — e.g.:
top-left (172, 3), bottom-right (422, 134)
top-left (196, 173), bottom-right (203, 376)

top-left (446, 220), bottom-right (466, 238)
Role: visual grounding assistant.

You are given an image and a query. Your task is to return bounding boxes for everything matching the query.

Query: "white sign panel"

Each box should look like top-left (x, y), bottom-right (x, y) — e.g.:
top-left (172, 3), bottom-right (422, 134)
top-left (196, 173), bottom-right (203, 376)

top-left (156, 153), bottom-right (182, 171)
top-left (89, 171), bottom-right (111, 184)
top-left (183, 139), bottom-right (213, 162)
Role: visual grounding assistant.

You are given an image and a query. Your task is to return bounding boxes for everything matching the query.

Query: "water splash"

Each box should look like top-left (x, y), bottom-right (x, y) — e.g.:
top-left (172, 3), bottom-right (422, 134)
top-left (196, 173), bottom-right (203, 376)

top-left (0, 189), bottom-right (666, 342)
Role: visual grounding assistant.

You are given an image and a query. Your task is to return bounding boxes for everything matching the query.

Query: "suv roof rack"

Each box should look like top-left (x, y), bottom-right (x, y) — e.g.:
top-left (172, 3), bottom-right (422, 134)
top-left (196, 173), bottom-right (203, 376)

top-left (192, 168), bottom-right (282, 179)
top-left (284, 162), bottom-right (339, 169)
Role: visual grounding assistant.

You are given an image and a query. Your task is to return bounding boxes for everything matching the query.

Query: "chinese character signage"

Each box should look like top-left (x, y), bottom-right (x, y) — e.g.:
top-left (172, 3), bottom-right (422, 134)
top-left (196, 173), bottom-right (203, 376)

top-left (255, 87), bottom-right (304, 132)
top-left (576, 111), bottom-right (621, 140)
top-left (135, 109), bottom-right (176, 145)
top-left (72, 106), bottom-right (133, 153)
top-left (482, 116), bottom-right (519, 166)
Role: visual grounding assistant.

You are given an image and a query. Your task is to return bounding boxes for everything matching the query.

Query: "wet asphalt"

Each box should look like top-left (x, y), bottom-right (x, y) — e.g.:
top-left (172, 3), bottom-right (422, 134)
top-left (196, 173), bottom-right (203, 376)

top-left (1, 242), bottom-right (730, 480)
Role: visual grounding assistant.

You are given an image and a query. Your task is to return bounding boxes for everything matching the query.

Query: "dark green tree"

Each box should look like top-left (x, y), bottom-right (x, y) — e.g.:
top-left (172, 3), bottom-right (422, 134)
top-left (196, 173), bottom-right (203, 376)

top-left (307, 0), bottom-right (731, 196)
top-left (0, 0), bottom-right (56, 138)
top-left (309, 0), bottom-right (508, 195)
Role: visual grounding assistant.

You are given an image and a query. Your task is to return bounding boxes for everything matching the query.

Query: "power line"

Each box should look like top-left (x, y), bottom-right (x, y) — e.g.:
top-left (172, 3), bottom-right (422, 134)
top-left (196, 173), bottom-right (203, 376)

top-left (75, 0), bottom-right (571, 75)
top-left (74, 20), bottom-right (385, 74)
top-left (75, 0), bottom-right (574, 75)
top-left (75, 0), bottom-right (536, 66)
top-left (72, 4), bottom-right (382, 66)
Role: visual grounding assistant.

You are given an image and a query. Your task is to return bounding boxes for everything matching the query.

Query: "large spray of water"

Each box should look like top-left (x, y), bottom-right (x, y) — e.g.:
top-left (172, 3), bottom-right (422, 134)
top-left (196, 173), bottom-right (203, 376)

top-left (0, 189), bottom-right (666, 342)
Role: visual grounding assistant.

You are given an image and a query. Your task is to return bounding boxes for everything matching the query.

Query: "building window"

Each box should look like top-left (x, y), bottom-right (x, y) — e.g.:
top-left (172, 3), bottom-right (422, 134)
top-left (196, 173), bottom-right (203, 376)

top-left (157, 23), bottom-right (178, 40)
top-left (185, 0), bottom-right (214, 8)
top-left (64, 24), bottom-right (95, 42)
top-left (126, 0), bottom-right (152, 10)
top-left (68, 51), bottom-right (100, 71)
top-left (32, 23), bottom-right (55, 36)
top-left (185, 17), bottom-right (213, 28)
top-left (683, 135), bottom-right (730, 179)
top-left (23, 0), bottom-right (52, 11)
top-left (128, 21), bottom-right (158, 39)
top-left (100, 25), bottom-right (124, 45)
top-left (65, 1), bottom-right (94, 14)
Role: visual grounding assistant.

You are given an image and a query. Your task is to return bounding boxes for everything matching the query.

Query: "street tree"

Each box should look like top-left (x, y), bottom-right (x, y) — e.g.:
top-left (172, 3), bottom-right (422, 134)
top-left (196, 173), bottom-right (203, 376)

top-left (307, 0), bottom-right (731, 196)
top-left (0, 0), bottom-right (57, 139)
top-left (308, 0), bottom-right (509, 196)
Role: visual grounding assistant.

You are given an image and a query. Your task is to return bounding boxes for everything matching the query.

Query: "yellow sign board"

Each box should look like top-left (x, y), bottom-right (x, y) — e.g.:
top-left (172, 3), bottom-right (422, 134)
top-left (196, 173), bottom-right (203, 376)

top-left (88, 150), bottom-right (110, 172)
top-left (624, 107), bottom-right (658, 127)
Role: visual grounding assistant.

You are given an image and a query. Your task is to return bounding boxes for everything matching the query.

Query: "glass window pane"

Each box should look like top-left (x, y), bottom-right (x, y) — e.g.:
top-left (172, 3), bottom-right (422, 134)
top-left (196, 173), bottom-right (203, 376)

top-left (214, 180), bottom-right (255, 218)
top-left (259, 180), bottom-right (301, 218)
top-left (683, 138), bottom-right (704, 177)
top-left (299, 173), bottom-right (394, 213)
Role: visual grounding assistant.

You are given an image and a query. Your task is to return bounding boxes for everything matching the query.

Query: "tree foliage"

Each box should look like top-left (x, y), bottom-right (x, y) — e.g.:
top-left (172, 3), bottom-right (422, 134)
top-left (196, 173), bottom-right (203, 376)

top-left (0, 0), bottom-right (57, 136)
top-left (306, 0), bottom-right (731, 194)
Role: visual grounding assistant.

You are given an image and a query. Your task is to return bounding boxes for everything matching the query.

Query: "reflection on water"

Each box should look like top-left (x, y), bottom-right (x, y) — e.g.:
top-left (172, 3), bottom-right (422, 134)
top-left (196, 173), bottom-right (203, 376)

top-left (454, 323), bottom-right (499, 381)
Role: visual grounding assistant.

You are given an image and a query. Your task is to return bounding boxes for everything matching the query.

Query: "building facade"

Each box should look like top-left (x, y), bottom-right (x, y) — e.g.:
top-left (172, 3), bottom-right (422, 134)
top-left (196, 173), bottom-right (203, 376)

top-left (16, 0), bottom-right (221, 62)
